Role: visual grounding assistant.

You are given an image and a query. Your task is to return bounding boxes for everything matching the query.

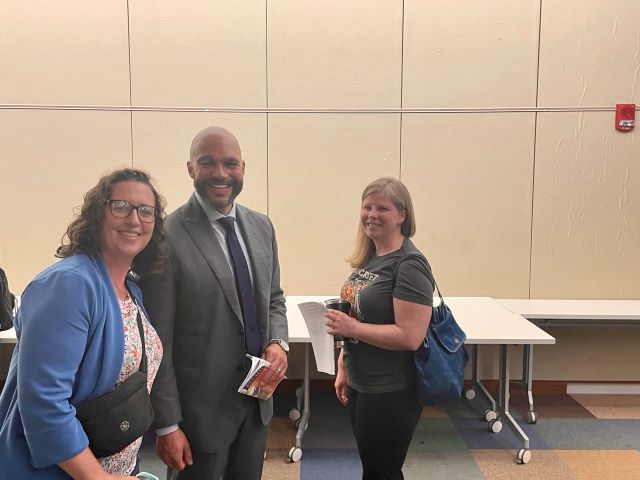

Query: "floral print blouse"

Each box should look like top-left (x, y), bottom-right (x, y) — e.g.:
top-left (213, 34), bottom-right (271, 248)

top-left (98, 293), bottom-right (163, 475)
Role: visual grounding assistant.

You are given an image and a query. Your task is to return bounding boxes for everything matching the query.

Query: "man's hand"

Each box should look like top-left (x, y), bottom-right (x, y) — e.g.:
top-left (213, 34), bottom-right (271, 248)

top-left (156, 428), bottom-right (193, 471)
top-left (261, 343), bottom-right (288, 386)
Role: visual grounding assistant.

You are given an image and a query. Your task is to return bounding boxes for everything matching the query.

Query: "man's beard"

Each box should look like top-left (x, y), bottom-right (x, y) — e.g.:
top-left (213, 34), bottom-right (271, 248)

top-left (194, 178), bottom-right (243, 211)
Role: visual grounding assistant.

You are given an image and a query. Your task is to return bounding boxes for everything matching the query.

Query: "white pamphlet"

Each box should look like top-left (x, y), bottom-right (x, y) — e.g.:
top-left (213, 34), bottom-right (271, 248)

top-left (297, 302), bottom-right (335, 375)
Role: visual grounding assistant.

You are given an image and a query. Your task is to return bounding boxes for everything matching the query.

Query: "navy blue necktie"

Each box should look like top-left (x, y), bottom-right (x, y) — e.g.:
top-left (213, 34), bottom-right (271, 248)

top-left (218, 216), bottom-right (261, 356)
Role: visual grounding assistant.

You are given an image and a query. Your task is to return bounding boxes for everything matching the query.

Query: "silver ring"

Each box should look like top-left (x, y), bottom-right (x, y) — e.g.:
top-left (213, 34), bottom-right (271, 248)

top-left (276, 368), bottom-right (282, 373)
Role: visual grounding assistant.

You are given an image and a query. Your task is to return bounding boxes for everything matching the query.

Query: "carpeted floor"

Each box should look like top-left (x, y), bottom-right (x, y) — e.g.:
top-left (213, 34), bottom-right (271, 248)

top-left (138, 391), bottom-right (640, 480)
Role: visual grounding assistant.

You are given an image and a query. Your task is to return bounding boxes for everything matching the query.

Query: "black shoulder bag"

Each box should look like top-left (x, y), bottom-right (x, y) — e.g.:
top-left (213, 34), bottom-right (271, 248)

top-left (0, 267), bottom-right (15, 331)
top-left (76, 304), bottom-right (154, 457)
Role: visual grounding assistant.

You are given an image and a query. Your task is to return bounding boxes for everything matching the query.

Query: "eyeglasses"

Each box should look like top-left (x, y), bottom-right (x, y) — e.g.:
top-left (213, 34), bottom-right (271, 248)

top-left (105, 200), bottom-right (158, 223)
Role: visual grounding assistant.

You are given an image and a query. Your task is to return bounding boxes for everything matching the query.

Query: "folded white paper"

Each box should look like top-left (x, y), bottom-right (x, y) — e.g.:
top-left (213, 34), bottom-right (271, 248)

top-left (297, 302), bottom-right (335, 375)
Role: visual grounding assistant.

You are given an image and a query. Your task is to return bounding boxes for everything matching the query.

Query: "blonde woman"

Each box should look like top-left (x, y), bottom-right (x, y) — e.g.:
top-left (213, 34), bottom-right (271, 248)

top-left (326, 177), bottom-right (434, 480)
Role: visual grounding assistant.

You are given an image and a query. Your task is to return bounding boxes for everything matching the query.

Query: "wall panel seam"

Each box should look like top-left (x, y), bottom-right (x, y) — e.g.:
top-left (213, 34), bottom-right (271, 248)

top-left (126, 0), bottom-right (134, 166)
top-left (265, 0), bottom-right (269, 216)
top-left (528, 0), bottom-right (544, 299)
top-left (399, 0), bottom-right (405, 180)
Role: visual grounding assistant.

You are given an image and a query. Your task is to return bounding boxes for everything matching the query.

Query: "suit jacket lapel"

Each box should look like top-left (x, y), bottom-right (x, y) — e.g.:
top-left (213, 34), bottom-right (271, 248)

top-left (181, 195), bottom-right (244, 324)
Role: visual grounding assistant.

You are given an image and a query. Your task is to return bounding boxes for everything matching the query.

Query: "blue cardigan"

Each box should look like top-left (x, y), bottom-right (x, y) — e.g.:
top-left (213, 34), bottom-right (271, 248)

top-left (0, 255), bottom-right (148, 479)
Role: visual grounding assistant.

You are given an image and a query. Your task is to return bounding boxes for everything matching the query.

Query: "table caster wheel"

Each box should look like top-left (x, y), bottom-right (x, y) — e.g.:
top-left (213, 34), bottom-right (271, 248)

top-left (483, 409), bottom-right (497, 422)
top-left (516, 448), bottom-right (532, 464)
top-left (464, 388), bottom-right (476, 400)
top-left (288, 446), bottom-right (303, 463)
top-left (289, 408), bottom-right (301, 422)
top-left (488, 418), bottom-right (503, 433)
top-left (527, 411), bottom-right (537, 424)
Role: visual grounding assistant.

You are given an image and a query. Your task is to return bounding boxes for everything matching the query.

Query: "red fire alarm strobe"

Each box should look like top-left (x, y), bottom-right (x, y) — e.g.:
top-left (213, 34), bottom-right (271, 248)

top-left (615, 104), bottom-right (635, 132)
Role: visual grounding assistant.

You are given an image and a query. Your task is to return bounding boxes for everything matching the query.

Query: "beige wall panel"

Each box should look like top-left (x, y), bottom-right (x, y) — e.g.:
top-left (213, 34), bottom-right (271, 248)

top-left (267, 1), bottom-right (402, 108)
top-left (478, 332), bottom-right (640, 381)
top-left (0, 110), bottom-right (132, 292)
top-left (269, 114), bottom-right (400, 295)
top-left (0, 1), bottom-right (130, 105)
top-left (539, 1), bottom-right (640, 106)
top-left (132, 113), bottom-right (267, 214)
top-left (532, 328), bottom-right (640, 381)
top-left (403, 0), bottom-right (540, 108)
top-left (129, 1), bottom-right (266, 107)
top-left (401, 114), bottom-right (535, 297)
top-left (531, 112), bottom-right (640, 298)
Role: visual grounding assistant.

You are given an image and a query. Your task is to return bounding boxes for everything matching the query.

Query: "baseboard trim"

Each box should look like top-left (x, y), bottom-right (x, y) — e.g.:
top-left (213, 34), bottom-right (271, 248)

top-left (567, 382), bottom-right (640, 395)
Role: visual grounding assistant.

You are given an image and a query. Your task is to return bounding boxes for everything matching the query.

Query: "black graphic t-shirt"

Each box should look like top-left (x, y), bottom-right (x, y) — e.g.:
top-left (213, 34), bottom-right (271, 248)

top-left (340, 238), bottom-right (434, 393)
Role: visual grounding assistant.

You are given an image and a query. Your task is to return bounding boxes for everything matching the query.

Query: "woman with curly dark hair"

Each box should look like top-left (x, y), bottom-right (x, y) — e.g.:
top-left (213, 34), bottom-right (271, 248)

top-left (56, 168), bottom-right (166, 276)
top-left (0, 168), bottom-right (166, 479)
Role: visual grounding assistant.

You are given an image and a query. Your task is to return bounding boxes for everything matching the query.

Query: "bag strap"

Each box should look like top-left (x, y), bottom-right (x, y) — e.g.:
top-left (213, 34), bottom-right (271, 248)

top-left (134, 305), bottom-right (148, 375)
top-left (396, 252), bottom-right (444, 304)
top-left (126, 282), bottom-right (148, 376)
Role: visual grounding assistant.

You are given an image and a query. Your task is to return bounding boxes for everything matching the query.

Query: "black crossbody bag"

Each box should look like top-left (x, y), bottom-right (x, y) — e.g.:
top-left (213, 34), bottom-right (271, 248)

top-left (75, 303), bottom-right (154, 457)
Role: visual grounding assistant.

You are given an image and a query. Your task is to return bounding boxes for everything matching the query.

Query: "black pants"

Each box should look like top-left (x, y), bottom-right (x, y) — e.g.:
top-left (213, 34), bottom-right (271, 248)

top-left (348, 386), bottom-right (422, 480)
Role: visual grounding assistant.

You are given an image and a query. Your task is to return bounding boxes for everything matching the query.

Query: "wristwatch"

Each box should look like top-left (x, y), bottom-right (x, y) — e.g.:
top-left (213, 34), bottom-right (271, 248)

top-left (269, 338), bottom-right (289, 354)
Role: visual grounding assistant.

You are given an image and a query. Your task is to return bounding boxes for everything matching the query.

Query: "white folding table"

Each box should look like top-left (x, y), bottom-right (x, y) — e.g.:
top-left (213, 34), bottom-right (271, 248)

top-left (0, 327), bottom-right (17, 376)
top-left (285, 295), bottom-right (555, 464)
top-left (0, 328), bottom-right (16, 344)
top-left (497, 299), bottom-right (640, 326)
top-left (497, 299), bottom-right (640, 397)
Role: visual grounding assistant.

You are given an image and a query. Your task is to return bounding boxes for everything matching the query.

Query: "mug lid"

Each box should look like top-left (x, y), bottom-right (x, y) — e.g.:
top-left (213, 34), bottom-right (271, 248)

top-left (323, 298), bottom-right (349, 305)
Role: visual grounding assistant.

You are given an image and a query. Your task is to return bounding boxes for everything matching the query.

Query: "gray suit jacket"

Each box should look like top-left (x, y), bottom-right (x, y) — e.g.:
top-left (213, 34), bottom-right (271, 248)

top-left (141, 194), bottom-right (287, 452)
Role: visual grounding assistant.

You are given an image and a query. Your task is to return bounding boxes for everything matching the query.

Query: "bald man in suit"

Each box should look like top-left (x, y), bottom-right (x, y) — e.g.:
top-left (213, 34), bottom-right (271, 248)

top-left (141, 127), bottom-right (288, 479)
